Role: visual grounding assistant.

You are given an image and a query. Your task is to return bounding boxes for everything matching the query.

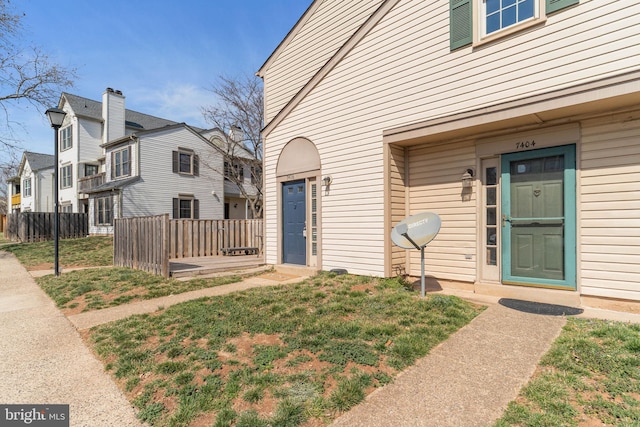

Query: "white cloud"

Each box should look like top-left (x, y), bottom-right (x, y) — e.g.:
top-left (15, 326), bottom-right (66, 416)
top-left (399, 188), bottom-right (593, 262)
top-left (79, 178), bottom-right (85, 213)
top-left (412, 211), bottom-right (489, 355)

top-left (128, 83), bottom-right (214, 129)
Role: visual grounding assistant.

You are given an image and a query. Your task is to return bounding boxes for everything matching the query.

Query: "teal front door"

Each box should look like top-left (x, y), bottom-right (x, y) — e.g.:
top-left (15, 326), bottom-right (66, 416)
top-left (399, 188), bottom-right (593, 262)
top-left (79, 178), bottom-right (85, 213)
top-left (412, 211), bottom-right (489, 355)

top-left (501, 145), bottom-right (576, 289)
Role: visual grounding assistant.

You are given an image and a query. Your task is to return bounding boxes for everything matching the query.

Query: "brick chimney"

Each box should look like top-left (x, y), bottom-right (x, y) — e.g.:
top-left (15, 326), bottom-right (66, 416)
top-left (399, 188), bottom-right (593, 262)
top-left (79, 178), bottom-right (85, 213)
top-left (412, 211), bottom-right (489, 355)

top-left (102, 88), bottom-right (125, 144)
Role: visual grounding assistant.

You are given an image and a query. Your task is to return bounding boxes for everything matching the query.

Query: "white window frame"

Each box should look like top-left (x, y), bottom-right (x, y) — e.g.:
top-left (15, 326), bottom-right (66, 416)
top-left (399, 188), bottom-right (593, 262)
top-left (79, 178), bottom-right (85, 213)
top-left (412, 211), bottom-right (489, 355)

top-left (61, 165), bottom-right (73, 189)
top-left (95, 196), bottom-right (113, 226)
top-left (179, 198), bottom-right (193, 219)
top-left (480, 157), bottom-right (500, 282)
top-left (23, 178), bottom-right (31, 197)
top-left (474, 0), bottom-right (545, 45)
top-left (60, 126), bottom-right (72, 151)
top-left (112, 147), bottom-right (131, 179)
top-left (179, 152), bottom-right (194, 174)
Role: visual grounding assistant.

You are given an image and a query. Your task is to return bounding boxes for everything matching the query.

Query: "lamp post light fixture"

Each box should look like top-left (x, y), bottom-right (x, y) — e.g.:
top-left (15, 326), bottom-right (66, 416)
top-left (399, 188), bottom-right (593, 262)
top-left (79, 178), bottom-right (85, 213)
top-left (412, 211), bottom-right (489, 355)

top-left (46, 107), bottom-right (67, 277)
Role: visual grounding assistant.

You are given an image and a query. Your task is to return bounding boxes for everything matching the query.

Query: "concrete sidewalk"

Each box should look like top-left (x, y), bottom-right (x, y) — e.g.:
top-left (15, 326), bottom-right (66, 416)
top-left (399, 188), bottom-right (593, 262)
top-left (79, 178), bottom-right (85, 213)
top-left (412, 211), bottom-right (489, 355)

top-left (331, 303), bottom-right (566, 427)
top-left (0, 251), bottom-right (143, 426)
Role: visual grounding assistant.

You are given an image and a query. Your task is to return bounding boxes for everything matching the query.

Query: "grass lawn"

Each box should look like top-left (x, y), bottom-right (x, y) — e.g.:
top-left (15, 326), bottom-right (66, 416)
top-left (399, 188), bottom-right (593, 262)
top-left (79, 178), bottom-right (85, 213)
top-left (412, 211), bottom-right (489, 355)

top-left (36, 267), bottom-right (247, 315)
top-left (87, 272), bottom-right (484, 427)
top-left (1, 236), bottom-right (113, 269)
top-left (494, 318), bottom-right (640, 426)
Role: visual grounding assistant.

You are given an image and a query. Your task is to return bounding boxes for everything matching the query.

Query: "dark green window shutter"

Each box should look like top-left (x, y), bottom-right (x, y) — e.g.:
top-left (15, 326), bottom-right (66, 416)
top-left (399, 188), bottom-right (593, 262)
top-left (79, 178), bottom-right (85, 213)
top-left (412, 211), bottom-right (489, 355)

top-left (172, 151), bottom-right (178, 173)
top-left (547, 0), bottom-right (579, 14)
top-left (193, 155), bottom-right (199, 176)
top-left (450, 0), bottom-right (472, 50)
top-left (193, 199), bottom-right (199, 219)
top-left (172, 198), bottom-right (179, 219)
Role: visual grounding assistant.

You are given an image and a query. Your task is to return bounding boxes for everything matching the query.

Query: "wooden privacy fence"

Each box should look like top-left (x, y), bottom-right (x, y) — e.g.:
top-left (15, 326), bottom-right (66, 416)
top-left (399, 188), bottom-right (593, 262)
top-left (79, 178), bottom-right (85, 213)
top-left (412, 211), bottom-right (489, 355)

top-left (114, 216), bottom-right (263, 277)
top-left (5, 212), bottom-right (88, 242)
top-left (114, 214), bottom-right (170, 278)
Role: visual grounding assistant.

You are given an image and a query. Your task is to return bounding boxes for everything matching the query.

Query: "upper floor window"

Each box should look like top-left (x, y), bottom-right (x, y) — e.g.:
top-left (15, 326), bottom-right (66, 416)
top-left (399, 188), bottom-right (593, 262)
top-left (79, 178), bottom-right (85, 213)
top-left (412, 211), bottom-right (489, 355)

top-left (60, 126), bottom-right (72, 151)
top-left (112, 147), bottom-right (131, 179)
top-left (224, 160), bottom-right (244, 182)
top-left (23, 178), bottom-right (31, 197)
top-left (450, 0), bottom-right (578, 50)
top-left (84, 164), bottom-right (99, 177)
top-left (484, 0), bottom-right (534, 35)
top-left (61, 165), bottom-right (73, 189)
top-left (172, 150), bottom-right (199, 176)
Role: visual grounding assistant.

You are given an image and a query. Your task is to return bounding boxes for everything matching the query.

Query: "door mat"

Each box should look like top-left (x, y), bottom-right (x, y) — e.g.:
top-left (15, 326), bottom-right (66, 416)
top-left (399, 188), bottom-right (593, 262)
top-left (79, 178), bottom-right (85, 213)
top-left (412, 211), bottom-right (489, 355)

top-left (499, 298), bottom-right (584, 316)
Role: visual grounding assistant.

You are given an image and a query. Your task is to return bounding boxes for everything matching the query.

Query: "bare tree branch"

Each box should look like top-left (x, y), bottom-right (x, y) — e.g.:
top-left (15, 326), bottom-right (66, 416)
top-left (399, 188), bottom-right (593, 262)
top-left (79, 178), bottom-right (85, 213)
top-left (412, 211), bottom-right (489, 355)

top-left (201, 74), bottom-right (264, 218)
top-left (0, 0), bottom-right (76, 155)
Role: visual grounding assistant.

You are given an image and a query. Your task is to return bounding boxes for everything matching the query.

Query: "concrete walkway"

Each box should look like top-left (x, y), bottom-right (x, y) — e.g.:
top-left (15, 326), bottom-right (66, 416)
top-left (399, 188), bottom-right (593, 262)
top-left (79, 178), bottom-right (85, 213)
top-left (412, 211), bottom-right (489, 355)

top-left (0, 251), bottom-right (143, 427)
top-left (331, 303), bottom-right (565, 427)
top-left (67, 272), bottom-right (308, 330)
top-left (3, 250), bottom-right (640, 427)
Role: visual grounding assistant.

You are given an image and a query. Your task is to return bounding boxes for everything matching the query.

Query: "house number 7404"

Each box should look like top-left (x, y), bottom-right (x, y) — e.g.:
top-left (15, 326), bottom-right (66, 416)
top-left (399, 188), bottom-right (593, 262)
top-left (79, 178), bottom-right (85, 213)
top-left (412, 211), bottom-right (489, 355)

top-left (516, 140), bottom-right (535, 150)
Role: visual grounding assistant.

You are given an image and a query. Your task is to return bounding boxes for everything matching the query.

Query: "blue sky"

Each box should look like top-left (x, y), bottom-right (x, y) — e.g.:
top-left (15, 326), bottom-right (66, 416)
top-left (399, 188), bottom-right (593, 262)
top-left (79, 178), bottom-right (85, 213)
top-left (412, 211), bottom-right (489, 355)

top-left (6, 0), bottom-right (311, 162)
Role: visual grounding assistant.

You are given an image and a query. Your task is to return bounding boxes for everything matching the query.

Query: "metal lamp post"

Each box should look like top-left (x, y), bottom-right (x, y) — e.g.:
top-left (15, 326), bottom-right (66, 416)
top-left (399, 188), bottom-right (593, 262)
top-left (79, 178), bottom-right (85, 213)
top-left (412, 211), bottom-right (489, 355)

top-left (45, 107), bottom-right (67, 277)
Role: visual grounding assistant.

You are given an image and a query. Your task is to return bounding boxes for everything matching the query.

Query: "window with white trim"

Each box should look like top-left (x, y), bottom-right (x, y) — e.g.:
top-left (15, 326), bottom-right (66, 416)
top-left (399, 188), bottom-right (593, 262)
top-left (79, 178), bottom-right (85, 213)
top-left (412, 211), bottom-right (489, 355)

top-left (112, 147), bottom-right (131, 179)
top-left (172, 196), bottom-right (199, 219)
top-left (95, 196), bottom-right (113, 225)
top-left (61, 165), bottom-right (73, 188)
top-left (60, 126), bottom-right (72, 151)
top-left (484, 0), bottom-right (535, 35)
top-left (172, 150), bottom-right (199, 175)
top-left (450, 0), bottom-right (578, 49)
top-left (23, 178), bottom-right (31, 197)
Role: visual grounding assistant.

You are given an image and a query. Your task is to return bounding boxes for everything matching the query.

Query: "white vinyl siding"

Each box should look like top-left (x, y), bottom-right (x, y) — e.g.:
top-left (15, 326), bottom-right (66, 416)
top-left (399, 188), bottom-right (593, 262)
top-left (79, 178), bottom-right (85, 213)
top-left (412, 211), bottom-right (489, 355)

top-left (579, 113), bottom-right (640, 301)
top-left (263, 0), bottom-right (385, 123)
top-left (121, 128), bottom-right (224, 221)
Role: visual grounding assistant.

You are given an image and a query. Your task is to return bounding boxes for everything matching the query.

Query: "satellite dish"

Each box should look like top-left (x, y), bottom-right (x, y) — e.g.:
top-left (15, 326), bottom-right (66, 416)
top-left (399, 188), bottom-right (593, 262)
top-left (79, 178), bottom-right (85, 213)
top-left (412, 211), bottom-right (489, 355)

top-left (391, 212), bottom-right (441, 250)
top-left (391, 212), bottom-right (441, 297)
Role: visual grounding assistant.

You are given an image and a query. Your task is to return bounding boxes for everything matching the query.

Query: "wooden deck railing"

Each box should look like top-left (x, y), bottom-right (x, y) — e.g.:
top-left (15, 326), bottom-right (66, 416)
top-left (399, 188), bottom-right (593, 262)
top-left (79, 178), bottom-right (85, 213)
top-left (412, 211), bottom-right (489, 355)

top-left (169, 219), bottom-right (263, 259)
top-left (114, 216), bottom-right (263, 277)
top-left (78, 173), bottom-right (105, 193)
top-left (11, 193), bottom-right (20, 207)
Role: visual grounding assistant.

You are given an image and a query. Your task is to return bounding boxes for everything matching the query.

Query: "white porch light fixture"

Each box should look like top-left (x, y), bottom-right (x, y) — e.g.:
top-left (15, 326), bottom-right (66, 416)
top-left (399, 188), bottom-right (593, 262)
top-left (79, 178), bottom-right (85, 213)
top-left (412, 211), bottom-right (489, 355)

top-left (462, 168), bottom-right (474, 188)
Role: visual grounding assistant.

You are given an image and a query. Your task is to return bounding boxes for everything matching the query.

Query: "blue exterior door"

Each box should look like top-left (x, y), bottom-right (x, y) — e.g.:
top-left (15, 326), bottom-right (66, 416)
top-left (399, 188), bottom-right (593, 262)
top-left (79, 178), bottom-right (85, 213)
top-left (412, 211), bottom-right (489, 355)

top-left (283, 180), bottom-right (306, 265)
top-left (501, 145), bottom-right (576, 289)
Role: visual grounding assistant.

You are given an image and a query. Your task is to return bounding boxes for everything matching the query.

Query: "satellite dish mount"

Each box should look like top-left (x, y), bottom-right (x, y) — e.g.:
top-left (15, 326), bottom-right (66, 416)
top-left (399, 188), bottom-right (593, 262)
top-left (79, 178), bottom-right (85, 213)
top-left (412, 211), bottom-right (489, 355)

top-left (391, 212), bottom-right (442, 297)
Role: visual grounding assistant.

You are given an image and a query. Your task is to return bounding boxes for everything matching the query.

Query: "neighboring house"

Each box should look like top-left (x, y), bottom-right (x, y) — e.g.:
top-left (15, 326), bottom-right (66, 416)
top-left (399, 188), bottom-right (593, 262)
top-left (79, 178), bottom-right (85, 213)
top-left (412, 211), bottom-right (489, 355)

top-left (51, 88), bottom-right (249, 235)
top-left (85, 122), bottom-right (226, 234)
top-left (257, 1), bottom-right (640, 308)
top-left (202, 127), bottom-right (261, 220)
top-left (6, 151), bottom-right (54, 213)
top-left (55, 89), bottom-right (178, 214)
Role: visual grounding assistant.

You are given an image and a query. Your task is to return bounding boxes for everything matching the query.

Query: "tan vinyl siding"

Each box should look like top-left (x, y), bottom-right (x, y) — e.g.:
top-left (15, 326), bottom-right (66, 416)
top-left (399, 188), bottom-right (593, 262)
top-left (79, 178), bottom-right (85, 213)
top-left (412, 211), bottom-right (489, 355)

top-left (263, 0), bottom-right (640, 279)
top-left (263, 0), bottom-right (385, 123)
top-left (387, 144), bottom-right (407, 275)
top-left (285, 0), bottom-right (638, 132)
top-left (407, 140), bottom-right (477, 282)
top-left (580, 112), bottom-right (640, 300)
